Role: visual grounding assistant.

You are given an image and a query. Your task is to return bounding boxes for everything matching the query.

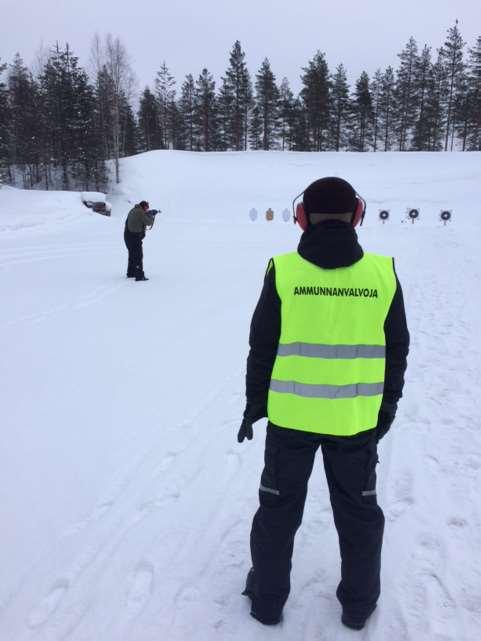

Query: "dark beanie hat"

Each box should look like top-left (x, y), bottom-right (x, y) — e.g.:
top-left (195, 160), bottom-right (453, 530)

top-left (303, 177), bottom-right (357, 215)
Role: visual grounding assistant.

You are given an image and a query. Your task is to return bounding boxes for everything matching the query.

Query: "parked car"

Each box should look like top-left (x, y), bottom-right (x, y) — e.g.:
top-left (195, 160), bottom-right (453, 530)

top-left (81, 192), bottom-right (112, 216)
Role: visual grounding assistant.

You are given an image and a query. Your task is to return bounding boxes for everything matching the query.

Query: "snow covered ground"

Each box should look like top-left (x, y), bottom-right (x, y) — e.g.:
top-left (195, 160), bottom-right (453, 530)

top-left (1, 151), bottom-right (480, 641)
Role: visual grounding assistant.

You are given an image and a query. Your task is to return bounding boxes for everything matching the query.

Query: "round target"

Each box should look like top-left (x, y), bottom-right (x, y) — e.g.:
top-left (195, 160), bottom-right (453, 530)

top-left (282, 208), bottom-right (290, 222)
top-left (408, 208), bottom-right (419, 220)
top-left (249, 208), bottom-right (258, 222)
top-left (379, 210), bottom-right (389, 221)
top-left (440, 210), bottom-right (451, 222)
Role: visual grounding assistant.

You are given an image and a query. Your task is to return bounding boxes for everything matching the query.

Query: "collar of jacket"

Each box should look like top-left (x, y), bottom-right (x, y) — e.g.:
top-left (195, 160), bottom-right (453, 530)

top-left (297, 220), bottom-right (364, 269)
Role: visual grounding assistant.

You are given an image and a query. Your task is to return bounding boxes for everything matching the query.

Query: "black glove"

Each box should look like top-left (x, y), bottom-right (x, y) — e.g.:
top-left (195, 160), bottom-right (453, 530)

top-left (237, 402), bottom-right (267, 443)
top-left (150, 209), bottom-right (159, 215)
top-left (376, 402), bottom-right (397, 442)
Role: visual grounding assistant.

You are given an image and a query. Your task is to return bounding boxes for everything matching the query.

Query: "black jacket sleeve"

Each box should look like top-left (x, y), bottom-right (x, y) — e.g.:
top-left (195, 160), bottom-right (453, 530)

top-left (245, 261), bottom-right (281, 417)
top-left (382, 266), bottom-right (410, 413)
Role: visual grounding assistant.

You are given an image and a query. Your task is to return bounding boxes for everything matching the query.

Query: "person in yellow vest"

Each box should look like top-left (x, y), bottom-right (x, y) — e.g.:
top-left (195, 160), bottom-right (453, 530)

top-left (238, 177), bottom-right (409, 631)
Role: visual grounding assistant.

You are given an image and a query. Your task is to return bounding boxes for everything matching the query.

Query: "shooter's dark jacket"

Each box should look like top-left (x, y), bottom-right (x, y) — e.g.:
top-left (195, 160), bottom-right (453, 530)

top-left (126, 205), bottom-right (155, 234)
top-left (245, 221), bottom-right (410, 431)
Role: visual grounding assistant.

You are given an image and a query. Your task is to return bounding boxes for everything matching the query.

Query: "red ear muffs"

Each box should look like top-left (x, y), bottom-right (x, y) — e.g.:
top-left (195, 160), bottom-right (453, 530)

top-left (352, 195), bottom-right (366, 227)
top-left (294, 202), bottom-right (309, 231)
top-left (292, 190), bottom-right (366, 230)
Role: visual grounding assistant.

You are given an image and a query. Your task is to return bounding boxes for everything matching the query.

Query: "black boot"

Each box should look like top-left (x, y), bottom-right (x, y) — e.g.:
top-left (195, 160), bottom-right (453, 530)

top-left (242, 569), bottom-right (282, 625)
top-left (341, 604), bottom-right (376, 630)
top-left (135, 275), bottom-right (149, 281)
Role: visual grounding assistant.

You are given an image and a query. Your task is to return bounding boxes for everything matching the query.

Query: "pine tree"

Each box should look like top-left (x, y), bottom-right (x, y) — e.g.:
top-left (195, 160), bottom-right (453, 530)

top-left (393, 37), bottom-right (419, 150)
top-left (441, 21), bottom-right (465, 150)
top-left (253, 58), bottom-right (280, 150)
top-left (300, 51), bottom-right (330, 150)
top-left (138, 87), bottom-right (161, 151)
top-left (330, 64), bottom-right (350, 151)
top-left (349, 72), bottom-right (373, 151)
top-left (178, 74), bottom-right (196, 151)
top-left (193, 69), bottom-right (217, 151)
top-left (378, 67), bottom-right (396, 151)
top-left (465, 36), bottom-right (481, 150)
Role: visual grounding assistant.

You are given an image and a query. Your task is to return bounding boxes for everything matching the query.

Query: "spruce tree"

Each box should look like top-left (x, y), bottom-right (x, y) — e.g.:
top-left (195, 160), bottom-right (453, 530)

top-left (138, 87), bottom-right (161, 151)
top-left (465, 36), bottom-right (481, 150)
top-left (300, 51), bottom-right (330, 150)
top-left (119, 96), bottom-right (138, 157)
top-left (378, 67), bottom-right (396, 151)
top-left (349, 72), bottom-right (373, 151)
top-left (248, 104), bottom-right (262, 150)
top-left (0, 59), bottom-right (10, 184)
top-left (369, 69), bottom-right (383, 151)
top-left (393, 37), bottom-right (419, 150)
top-left (330, 64), bottom-right (350, 151)
top-left (178, 74), bottom-right (196, 151)
top-left (155, 62), bottom-right (176, 149)
top-left (253, 58), bottom-right (280, 150)
top-left (216, 77), bottom-right (234, 151)
top-left (193, 69), bottom-right (217, 151)
top-left (8, 54), bottom-right (43, 187)
top-left (424, 53), bottom-right (448, 151)
top-left (412, 45), bottom-right (433, 150)
top-left (222, 41), bottom-right (252, 150)
top-left (441, 21), bottom-right (465, 151)
top-left (289, 98), bottom-right (309, 151)
top-left (278, 77), bottom-right (295, 150)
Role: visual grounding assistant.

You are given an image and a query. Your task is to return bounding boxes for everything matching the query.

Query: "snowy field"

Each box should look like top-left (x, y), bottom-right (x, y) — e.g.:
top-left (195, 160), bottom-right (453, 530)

top-left (1, 151), bottom-right (481, 641)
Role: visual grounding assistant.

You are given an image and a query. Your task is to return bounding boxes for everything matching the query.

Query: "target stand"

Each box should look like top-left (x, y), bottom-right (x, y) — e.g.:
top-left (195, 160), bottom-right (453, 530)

top-left (440, 210), bottom-right (452, 226)
top-left (379, 210), bottom-right (390, 224)
top-left (407, 208), bottom-right (420, 224)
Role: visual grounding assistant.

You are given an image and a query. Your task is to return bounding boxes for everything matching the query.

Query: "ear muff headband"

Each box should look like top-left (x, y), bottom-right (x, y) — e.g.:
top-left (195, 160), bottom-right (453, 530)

top-left (292, 191), bottom-right (366, 230)
top-left (292, 190), bottom-right (309, 231)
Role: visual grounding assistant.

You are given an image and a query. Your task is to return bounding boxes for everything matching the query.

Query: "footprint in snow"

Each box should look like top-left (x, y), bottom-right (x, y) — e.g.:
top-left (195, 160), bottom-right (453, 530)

top-left (27, 579), bottom-right (69, 628)
top-left (125, 562), bottom-right (154, 618)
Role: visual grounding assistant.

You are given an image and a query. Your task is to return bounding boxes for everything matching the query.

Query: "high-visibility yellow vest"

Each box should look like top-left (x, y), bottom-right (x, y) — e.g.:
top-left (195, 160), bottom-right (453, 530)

top-left (267, 251), bottom-right (396, 436)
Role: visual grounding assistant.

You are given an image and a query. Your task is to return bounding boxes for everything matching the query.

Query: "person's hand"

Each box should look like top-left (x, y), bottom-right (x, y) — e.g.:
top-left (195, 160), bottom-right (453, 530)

top-left (376, 402), bottom-right (397, 442)
top-left (237, 417), bottom-right (254, 443)
top-left (237, 402), bottom-right (267, 443)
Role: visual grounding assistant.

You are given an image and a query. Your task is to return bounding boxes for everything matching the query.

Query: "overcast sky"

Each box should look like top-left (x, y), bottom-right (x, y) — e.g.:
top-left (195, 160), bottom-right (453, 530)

top-left (1, 0), bottom-right (480, 93)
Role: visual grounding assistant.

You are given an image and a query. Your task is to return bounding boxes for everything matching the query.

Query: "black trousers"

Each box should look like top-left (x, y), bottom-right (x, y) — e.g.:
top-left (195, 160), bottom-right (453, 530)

top-left (249, 423), bottom-right (384, 622)
top-left (124, 226), bottom-right (144, 278)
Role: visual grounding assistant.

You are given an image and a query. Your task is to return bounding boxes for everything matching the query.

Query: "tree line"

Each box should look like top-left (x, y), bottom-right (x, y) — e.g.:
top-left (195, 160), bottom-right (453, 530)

top-left (0, 22), bottom-right (480, 191)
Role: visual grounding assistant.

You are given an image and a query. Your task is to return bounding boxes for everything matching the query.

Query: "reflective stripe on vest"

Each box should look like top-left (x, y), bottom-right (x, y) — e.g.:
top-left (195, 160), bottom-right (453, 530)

top-left (267, 251), bottom-right (396, 437)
